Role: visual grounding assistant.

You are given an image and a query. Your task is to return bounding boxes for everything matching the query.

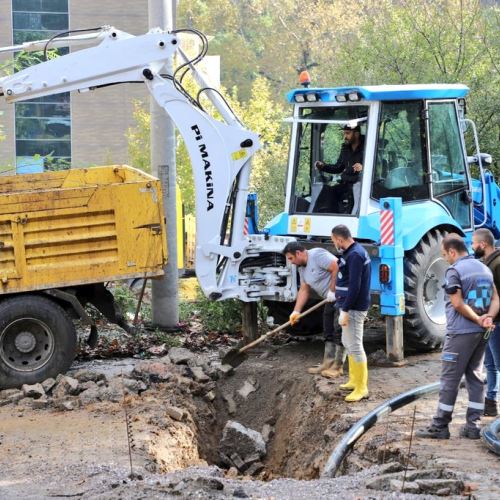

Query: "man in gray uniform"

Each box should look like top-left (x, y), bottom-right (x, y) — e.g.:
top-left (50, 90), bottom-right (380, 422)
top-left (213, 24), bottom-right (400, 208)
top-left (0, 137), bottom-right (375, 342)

top-left (417, 235), bottom-right (499, 440)
top-left (283, 242), bottom-right (342, 376)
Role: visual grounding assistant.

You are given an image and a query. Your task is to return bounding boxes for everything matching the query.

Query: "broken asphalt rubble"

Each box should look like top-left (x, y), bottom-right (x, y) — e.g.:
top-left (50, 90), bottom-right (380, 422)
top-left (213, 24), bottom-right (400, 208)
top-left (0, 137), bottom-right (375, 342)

top-left (0, 346), bottom-right (228, 411)
top-left (219, 420), bottom-right (267, 476)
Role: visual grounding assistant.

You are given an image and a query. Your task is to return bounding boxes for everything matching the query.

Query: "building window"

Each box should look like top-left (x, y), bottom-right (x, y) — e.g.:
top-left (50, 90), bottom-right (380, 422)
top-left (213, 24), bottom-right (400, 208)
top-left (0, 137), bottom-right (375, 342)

top-left (12, 0), bottom-right (70, 172)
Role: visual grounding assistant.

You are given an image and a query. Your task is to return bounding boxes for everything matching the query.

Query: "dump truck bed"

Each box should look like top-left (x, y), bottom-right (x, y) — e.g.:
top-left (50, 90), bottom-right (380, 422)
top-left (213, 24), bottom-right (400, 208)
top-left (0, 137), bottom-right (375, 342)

top-left (0, 165), bottom-right (167, 294)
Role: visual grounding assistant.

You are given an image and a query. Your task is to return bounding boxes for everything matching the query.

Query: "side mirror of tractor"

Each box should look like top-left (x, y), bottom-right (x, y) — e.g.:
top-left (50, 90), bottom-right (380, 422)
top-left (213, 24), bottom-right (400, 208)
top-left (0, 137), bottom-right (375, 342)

top-left (467, 153), bottom-right (493, 166)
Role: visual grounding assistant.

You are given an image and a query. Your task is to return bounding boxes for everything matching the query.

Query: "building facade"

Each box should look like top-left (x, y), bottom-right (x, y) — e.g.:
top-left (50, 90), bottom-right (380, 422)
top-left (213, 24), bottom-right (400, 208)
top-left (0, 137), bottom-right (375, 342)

top-left (0, 0), bottom-right (150, 171)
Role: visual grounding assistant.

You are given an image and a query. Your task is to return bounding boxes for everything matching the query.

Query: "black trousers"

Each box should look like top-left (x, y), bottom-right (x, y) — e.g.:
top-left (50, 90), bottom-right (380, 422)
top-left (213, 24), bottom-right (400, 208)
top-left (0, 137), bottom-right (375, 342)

top-left (323, 302), bottom-right (342, 344)
top-left (315, 183), bottom-right (352, 213)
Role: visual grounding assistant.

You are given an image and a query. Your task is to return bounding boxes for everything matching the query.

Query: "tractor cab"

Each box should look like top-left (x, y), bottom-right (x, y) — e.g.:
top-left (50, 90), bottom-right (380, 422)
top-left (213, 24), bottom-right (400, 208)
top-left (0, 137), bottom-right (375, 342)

top-left (263, 83), bottom-right (496, 350)
top-left (271, 84), bottom-right (474, 243)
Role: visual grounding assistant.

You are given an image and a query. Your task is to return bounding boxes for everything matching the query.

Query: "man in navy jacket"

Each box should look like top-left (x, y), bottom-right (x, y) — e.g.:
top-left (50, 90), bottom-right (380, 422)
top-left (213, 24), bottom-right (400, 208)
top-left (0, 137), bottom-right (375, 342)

top-left (326, 224), bottom-right (371, 402)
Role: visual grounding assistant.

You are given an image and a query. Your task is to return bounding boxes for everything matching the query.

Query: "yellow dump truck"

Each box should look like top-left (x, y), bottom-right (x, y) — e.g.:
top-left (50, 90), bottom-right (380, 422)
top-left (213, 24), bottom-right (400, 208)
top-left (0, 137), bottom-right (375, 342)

top-left (0, 165), bottom-right (167, 388)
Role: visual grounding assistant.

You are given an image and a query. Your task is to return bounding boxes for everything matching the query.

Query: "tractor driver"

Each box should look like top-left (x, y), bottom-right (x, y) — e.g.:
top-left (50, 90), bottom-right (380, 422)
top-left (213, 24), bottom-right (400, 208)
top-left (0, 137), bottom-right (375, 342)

top-left (313, 123), bottom-right (364, 214)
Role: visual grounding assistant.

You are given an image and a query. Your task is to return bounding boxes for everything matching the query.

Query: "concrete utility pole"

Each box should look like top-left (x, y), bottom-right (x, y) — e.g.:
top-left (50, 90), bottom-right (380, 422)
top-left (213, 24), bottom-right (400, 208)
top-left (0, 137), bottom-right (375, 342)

top-left (149, 0), bottom-right (179, 328)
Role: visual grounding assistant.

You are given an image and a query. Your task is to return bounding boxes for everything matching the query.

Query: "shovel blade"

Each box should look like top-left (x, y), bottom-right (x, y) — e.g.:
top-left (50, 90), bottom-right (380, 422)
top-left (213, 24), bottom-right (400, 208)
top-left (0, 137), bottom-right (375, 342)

top-left (221, 347), bottom-right (249, 368)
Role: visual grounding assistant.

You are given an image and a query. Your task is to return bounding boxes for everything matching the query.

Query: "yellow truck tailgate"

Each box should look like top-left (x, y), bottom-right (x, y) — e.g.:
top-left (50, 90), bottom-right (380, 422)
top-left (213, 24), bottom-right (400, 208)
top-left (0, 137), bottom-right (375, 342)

top-left (0, 165), bottom-right (167, 293)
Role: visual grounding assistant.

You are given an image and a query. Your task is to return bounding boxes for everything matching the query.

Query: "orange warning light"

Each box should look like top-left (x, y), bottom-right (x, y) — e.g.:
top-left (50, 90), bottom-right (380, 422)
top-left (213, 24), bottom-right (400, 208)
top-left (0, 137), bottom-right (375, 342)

top-left (299, 70), bottom-right (311, 87)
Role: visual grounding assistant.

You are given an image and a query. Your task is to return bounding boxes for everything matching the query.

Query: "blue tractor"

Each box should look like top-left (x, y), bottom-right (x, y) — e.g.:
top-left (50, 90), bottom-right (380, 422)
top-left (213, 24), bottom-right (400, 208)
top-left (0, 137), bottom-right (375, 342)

top-left (263, 84), bottom-right (497, 350)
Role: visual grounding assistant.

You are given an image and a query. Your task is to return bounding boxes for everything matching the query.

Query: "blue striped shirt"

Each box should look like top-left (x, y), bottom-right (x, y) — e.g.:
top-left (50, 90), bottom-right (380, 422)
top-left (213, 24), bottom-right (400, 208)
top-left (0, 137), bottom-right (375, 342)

top-left (336, 241), bottom-right (371, 312)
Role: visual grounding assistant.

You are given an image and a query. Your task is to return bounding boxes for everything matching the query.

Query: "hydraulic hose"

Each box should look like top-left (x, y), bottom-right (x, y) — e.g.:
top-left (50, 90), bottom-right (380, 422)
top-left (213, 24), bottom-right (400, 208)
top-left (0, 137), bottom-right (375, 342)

top-left (321, 381), bottom-right (440, 478)
top-left (481, 418), bottom-right (500, 455)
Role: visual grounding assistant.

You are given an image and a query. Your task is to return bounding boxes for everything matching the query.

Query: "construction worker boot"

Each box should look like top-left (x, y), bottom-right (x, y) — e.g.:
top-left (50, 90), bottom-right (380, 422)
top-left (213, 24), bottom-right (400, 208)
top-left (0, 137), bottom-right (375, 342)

top-left (415, 425), bottom-right (450, 440)
top-left (484, 398), bottom-right (498, 417)
top-left (345, 358), bottom-right (369, 402)
top-left (307, 341), bottom-right (335, 375)
top-left (459, 425), bottom-right (481, 440)
top-left (321, 344), bottom-right (346, 379)
top-left (339, 355), bottom-right (356, 391)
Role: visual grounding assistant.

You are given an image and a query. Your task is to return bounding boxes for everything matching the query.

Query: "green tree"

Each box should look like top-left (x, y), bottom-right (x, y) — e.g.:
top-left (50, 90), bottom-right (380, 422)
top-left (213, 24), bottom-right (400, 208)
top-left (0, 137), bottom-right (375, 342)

top-left (126, 101), bottom-right (151, 173)
top-left (236, 76), bottom-right (289, 224)
top-left (177, 0), bottom-right (498, 168)
top-left (128, 0), bottom-right (499, 222)
top-left (344, 0), bottom-right (500, 168)
top-left (126, 99), bottom-right (198, 214)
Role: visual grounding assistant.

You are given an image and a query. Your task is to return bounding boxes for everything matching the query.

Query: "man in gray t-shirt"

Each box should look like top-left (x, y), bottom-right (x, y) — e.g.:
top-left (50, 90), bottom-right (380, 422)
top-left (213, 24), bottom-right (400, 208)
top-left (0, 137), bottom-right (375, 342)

top-left (417, 235), bottom-right (499, 441)
top-left (297, 248), bottom-right (337, 300)
top-left (283, 242), bottom-right (343, 377)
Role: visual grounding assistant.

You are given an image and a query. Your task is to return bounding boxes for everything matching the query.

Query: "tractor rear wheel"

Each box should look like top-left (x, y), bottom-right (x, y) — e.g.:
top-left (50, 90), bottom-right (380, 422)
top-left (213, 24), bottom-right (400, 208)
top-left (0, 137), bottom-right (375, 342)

top-left (0, 295), bottom-right (77, 389)
top-left (403, 229), bottom-right (448, 351)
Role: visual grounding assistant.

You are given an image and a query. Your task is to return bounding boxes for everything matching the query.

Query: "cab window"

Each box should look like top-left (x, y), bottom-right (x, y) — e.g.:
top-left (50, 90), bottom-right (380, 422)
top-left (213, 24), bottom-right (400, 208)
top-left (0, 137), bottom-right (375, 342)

top-left (290, 106), bottom-right (368, 215)
top-left (428, 101), bottom-right (468, 196)
top-left (372, 101), bottom-right (429, 201)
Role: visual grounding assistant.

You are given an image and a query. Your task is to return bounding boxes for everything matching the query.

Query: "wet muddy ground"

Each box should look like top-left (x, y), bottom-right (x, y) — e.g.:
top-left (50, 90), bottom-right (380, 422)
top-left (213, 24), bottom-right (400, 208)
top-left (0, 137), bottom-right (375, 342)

top-left (1, 333), bottom-right (499, 499)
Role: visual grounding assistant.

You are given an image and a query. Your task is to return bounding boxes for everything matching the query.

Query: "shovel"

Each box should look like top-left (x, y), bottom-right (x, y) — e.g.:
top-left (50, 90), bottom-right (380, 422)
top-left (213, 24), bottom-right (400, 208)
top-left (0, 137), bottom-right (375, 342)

top-left (222, 298), bottom-right (328, 368)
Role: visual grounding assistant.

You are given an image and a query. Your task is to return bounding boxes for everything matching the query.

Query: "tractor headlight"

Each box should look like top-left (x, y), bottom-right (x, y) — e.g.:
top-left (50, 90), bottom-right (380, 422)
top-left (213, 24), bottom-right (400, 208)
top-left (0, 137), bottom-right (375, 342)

top-left (305, 92), bottom-right (319, 102)
top-left (348, 91), bottom-right (361, 101)
top-left (335, 94), bottom-right (347, 103)
top-left (295, 94), bottom-right (306, 103)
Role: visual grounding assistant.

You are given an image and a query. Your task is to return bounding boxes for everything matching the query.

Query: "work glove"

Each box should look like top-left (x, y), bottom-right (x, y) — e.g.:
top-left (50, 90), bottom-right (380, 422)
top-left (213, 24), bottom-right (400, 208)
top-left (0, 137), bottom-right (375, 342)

top-left (289, 310), bottom-right (301, 326)
top-left (339, 310), bottom-right (349, 327)
top-left (326, 290), bottom-right (336, 303)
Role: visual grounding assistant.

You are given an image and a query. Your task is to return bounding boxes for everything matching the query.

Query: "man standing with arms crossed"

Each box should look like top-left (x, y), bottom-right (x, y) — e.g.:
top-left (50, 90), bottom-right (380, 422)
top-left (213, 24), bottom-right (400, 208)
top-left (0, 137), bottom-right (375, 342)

top-left (283, 242), bottom-right (343, 376)
top-left (471, 228), bottom-right (500, 417)
top-left (329, 225), bottom-right (372, 402)
top-left (417, 235), bottom-right (499, 440)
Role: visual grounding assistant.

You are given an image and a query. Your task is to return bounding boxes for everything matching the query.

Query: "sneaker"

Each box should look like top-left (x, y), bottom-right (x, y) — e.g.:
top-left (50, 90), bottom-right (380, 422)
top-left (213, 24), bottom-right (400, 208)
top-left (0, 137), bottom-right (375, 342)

top-left (415, 425), bottom-right (450, 440)
top-left (484, 398), bottom-right (498, 417)
top-left (459, 425), bottom-right (481, 440)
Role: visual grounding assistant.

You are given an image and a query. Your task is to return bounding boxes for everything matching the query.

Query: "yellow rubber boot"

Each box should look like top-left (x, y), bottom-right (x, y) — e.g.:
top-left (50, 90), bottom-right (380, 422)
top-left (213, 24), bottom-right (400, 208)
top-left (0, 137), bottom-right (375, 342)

top-left (339, 355), bottom-right (356, 391)
top-left (345, 359), bottom-right (369, 402)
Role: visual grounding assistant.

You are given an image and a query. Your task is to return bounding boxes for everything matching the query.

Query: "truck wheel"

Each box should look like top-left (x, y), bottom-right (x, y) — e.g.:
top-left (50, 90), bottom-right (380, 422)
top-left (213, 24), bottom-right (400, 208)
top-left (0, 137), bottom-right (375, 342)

top-left (0, 295), bottom-right (77, 389)
top-left (404, 229), bottom-right (448, 351)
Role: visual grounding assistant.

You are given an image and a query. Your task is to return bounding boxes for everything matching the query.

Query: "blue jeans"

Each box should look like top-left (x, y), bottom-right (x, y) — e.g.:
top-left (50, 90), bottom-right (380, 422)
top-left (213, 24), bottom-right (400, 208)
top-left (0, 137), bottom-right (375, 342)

top-left (485, 324), bottom-right (500, 401)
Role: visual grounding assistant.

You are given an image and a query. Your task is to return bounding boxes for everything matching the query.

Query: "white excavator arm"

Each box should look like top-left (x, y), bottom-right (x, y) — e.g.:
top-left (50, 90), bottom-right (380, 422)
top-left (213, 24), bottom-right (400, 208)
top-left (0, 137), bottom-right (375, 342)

top-left (0, 27), bottom-right (296, 302)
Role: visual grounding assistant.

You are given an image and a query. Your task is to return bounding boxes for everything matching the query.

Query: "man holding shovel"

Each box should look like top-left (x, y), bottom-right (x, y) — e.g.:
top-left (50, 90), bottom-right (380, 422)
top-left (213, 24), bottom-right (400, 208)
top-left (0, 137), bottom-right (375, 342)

top-left (283, 242), bottom-right (344, 376)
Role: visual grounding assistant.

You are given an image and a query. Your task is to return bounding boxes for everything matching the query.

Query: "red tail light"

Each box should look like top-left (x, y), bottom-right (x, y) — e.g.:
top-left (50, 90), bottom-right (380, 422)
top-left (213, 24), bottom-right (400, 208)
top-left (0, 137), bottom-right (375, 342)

top-left (379, 264), bottom-right (391, 284)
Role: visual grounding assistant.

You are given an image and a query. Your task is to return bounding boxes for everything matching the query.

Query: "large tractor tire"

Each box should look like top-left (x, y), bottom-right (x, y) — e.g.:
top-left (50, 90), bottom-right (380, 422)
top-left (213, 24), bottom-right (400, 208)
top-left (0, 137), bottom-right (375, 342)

top-left (0, 295), bottom-right (77, 389)
top-left (404, 229), bottom-right (448, 351)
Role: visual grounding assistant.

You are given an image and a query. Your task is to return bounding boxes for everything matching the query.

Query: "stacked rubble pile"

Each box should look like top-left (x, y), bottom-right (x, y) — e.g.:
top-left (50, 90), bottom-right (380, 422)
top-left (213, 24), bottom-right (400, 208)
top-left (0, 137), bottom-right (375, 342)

top-left (0, 347), bottom-right (234, 412)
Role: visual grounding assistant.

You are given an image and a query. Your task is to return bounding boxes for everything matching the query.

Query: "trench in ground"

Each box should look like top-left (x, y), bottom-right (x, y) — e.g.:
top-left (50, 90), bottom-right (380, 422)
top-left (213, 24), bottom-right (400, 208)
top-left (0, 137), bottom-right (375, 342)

top-left (148, 338), bottom-right (414, 480)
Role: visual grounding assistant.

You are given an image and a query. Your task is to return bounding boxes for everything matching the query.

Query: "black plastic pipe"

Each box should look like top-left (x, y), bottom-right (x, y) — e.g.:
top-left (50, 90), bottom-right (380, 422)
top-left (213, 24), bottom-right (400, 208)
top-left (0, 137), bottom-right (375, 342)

top-left (481, 417), bottom-right (500, 455)
top-left (321, 381), bottom-right (440, 478)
